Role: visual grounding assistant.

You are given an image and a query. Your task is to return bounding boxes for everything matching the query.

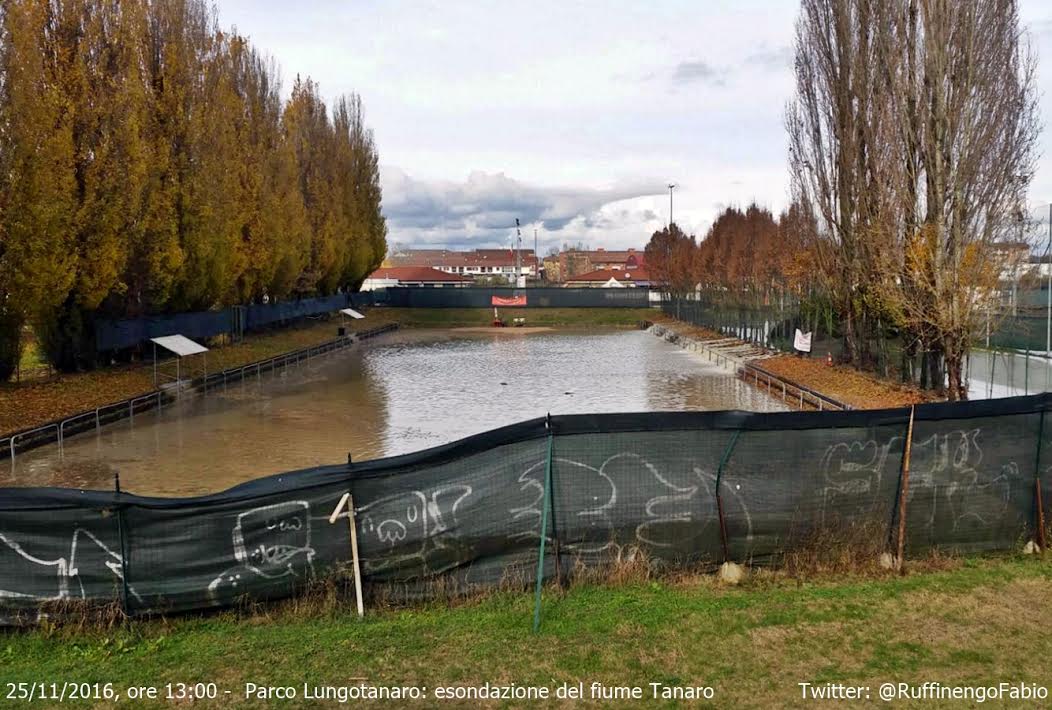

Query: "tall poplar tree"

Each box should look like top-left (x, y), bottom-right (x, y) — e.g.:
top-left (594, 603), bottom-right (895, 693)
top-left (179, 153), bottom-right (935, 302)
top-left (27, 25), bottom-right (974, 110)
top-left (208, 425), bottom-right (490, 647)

top-left (0, 0), bottom-right (77, 378)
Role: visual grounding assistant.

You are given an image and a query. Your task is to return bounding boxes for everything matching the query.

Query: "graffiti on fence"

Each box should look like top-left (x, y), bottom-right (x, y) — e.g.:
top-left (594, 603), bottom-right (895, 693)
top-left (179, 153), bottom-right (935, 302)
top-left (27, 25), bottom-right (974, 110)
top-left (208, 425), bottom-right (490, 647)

top-left (0, 528), bottom-right (139, 602)
top-left (208, 501), bottom-right (315, 601)
top-left (510, 452), bottom-right (752, 556)
top-left (817, 428), bottom-right (1019, 535)
top-left (353, 485), bottom-right (473, 575)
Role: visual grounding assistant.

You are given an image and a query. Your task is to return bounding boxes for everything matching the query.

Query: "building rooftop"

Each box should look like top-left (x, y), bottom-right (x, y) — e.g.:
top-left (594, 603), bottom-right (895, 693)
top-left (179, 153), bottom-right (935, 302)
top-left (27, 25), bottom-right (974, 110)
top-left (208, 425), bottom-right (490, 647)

top-left (367, 266), bottom-right (474, 282)
top-left (566, 267), bottom-right (651, 282)
top-left (388, 249), bottom-right (538, 268)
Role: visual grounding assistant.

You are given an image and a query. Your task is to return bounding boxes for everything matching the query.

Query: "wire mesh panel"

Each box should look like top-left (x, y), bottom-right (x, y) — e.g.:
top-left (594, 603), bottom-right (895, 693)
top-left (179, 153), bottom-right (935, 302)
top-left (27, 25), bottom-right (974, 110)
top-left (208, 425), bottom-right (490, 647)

top-left (549, 427), bottom-right (736, 570)
top-left (123, 485), bottom-right (351, 615)
top-left (0, 491), bottom-right (125, 624)
top-left (904, 409), bottom-right (1040, 555)
top-left (348, 435), bottom-right (549, 596)
top-left (721, 420), bottom-right (906, 565)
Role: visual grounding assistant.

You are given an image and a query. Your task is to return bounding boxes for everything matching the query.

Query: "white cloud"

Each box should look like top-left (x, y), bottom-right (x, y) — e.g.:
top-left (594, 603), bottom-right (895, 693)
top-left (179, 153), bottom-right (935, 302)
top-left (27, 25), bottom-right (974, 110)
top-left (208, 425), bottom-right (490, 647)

top-left (381, 167), bottom-right (668, 249)
top-left (216, 0), bottom-right (1052, 247)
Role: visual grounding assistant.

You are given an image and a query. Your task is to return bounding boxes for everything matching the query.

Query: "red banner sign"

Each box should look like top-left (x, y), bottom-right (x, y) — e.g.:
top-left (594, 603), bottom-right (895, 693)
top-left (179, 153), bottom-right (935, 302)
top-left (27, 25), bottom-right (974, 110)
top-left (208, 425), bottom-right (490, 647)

top-left (491, 295), bottom-right (527, 306)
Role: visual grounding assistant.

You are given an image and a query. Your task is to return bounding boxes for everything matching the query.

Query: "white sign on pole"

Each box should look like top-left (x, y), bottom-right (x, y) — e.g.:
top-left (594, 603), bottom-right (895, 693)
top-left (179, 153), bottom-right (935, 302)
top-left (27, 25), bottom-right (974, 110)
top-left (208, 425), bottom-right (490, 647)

top-left (794, 329), bottom-right (813, 353)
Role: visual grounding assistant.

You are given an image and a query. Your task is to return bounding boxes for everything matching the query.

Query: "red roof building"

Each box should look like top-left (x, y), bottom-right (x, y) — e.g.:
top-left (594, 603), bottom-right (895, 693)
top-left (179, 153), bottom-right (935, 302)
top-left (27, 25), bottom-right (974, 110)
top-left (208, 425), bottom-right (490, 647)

top-left (386, 248), bottom-right (538, 280)
top-left (362, 266), bottom-right (474, 289)
top-left (563, 267), bottom-right (651, 288)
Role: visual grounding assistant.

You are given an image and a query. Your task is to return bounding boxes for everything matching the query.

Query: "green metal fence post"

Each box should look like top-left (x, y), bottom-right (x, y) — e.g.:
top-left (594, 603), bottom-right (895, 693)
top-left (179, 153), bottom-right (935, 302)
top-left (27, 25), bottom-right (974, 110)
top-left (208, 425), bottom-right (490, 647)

top-left (114, 472), bottom-right (131, 615)
top-left (532, 414), bottom-right (555, 632)
top-left (715, 428), bottom-right (743, 564)
top-left (990, 350), bottom-right (996, 399)
top-left (1025, 348), bottom-right (1030, 395)
top-left (1034, 410), bottom-right (1046, 551)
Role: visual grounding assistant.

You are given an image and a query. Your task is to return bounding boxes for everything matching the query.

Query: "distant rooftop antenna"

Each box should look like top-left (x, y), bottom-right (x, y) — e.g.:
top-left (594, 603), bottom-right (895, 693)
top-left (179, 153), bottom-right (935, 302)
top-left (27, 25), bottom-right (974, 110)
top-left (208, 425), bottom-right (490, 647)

top-left (534, 228), bottom-right (538, 281)
top-left (515, 218), bottom-right (523, 288)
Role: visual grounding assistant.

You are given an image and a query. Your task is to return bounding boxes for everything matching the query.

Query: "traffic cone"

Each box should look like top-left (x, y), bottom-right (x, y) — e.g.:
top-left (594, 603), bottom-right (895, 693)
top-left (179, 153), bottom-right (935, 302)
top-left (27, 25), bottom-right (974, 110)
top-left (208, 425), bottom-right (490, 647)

top-left (826, 352), bottom-right (833, 367)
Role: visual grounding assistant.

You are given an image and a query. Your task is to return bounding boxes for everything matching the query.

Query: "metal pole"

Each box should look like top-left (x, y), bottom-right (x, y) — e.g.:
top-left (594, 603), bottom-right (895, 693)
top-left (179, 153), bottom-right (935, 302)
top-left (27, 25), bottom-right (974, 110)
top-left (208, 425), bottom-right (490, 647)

top-left (715, 429), bottom-right (743, 564)
top-left (515, 218), bottom-right (522, 289)
top-left (114, 472), bottom-right (131, 614)
top-left (1035, 410), bottom-right (1046, 552)
top-left (532, 414), bottom-right (555, 633)
top-left (347, 494), bottom-right (365, 617)
top-left (1047, 203), bottom-right (1051, 356)
top-left (990, 350), bottom-right (996, 399)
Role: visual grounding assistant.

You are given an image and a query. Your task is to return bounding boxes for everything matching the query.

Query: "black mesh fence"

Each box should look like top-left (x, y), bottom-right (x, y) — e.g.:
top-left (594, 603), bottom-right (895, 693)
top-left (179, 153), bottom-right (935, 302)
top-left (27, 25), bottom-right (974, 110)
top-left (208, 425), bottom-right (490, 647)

top-left (95, 309), bottom-right (237, 352)
top-left (95, 294), bottom-right (376, 352)
top-left (93, 289), bottom-right (650, 353)
top-left (666, 292), bottom-right (1052, 360)
top-left (663, 297), bottom-right (802, 349)
top-left (990, 315), bottom-right (1048, 352)
top-left (244, 294), bottom-right (357, 330)
top-left (380, 287), bottom-right (652, 308)
top-left (0, 394), bottom-right (1048, 624)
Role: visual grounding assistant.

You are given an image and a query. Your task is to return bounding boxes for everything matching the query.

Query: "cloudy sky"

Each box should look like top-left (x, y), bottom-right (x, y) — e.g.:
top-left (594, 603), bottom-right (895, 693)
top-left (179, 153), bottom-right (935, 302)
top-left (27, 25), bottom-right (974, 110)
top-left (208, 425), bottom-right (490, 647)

top-left (217, 0), bottom-right (1052, 253)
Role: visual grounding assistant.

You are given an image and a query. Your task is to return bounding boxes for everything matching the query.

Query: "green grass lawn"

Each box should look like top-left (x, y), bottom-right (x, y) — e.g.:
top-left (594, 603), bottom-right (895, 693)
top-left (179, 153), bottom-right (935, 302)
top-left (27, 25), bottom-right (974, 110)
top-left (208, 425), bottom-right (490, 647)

top-left (4, 556), bottom-right (1051, 708)
top-left (374, 307), bottom-right (656, 328)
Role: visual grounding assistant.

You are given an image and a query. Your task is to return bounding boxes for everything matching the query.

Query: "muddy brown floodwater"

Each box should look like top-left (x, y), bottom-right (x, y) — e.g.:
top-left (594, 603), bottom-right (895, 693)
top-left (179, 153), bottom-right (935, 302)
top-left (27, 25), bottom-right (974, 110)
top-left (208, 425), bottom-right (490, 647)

top-left (2, 328), bottom-right (787, 496)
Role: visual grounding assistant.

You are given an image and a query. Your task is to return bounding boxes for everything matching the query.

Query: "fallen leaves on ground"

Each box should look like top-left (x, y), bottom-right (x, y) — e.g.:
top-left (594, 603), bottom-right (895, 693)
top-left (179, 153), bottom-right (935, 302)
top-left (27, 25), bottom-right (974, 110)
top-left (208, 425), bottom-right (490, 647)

top-left (756, 355), bottom-right (931, 410)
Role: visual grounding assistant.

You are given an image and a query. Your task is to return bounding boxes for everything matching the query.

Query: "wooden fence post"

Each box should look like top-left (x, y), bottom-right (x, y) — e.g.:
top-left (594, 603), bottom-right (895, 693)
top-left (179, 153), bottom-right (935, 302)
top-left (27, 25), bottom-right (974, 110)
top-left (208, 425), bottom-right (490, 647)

top-left (328, 492), bottom-right (365, 618)
top-left (894, 406), bottom-right (916, 573)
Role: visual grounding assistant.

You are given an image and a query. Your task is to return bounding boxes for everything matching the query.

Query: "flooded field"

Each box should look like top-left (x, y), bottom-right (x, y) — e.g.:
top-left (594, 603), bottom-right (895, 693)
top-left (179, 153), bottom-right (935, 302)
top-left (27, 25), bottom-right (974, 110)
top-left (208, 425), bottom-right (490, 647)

top-left (2, 328), bottom-right (786, 496)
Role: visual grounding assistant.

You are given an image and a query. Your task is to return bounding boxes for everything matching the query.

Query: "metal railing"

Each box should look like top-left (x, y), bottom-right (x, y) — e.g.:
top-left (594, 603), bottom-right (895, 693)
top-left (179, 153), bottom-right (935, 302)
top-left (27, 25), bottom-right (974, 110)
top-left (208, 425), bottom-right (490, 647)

top-left (0, 323), bottom-right (399, 463)
top-left (737, 362), bottom-right (851, 412)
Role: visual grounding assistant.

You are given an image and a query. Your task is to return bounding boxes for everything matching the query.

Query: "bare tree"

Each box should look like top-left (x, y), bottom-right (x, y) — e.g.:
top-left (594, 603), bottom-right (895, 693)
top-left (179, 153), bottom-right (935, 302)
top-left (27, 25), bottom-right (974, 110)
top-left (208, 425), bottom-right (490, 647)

top-left (788, 0), bottom-right (1039, 399)
top-left (874, 0), bottom-right (1039, 400)
top-left (787, 0), bottom-right (894, 368)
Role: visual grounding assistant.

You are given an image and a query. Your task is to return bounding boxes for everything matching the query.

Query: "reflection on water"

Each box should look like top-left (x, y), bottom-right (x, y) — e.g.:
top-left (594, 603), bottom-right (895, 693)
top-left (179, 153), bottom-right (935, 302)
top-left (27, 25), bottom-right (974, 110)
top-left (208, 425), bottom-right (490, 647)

top-left (3, 328), bottom-right (786, 496)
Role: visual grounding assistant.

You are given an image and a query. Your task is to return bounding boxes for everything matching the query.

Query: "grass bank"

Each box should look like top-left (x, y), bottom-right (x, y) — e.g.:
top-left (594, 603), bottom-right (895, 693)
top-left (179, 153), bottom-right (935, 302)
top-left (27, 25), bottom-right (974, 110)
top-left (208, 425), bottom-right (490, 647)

top-left (3, 556), bottom-right (1050, 708)
top-left (373, 307), bottom-right (655, 329)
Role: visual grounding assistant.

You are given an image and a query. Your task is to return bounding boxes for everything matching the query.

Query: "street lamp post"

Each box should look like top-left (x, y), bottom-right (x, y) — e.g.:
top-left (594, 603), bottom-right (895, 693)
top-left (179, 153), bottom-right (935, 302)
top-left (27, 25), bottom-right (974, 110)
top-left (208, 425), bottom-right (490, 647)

top-left (667, 183), bottom-right (676, 228)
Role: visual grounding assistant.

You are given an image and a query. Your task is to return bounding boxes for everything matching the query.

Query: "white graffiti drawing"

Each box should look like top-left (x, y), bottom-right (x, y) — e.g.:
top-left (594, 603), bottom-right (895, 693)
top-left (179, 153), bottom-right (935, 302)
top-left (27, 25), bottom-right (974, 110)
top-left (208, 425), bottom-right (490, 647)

top-left (509, 453), bottom-right (752, 555)
top-left (908, 429), bottom-right (1014, 534)
top-left (508, 459), bottom-right (547, 538)
top-left (817, 437), bottom-right (899, 525)
top-left (817, 428), bottom-right (1018, 535)
top-left (509, 457), bottom-right (618, 553)
top-left (353, 484), bottom-right (472, 574)
top-left (0, 528), bottom-right (141, 603)
top-left (208, 501), bottom-right (315, 601)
